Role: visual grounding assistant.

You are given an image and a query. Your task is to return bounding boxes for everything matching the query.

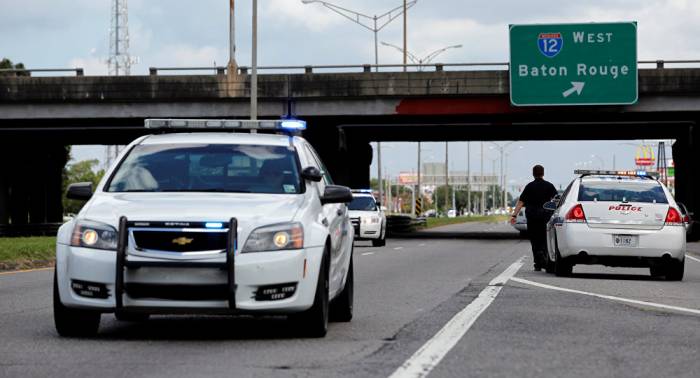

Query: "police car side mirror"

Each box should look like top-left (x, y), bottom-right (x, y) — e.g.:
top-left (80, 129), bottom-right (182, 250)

top-left (321, 185), bottom-right (353, 205)
top-left (66, 182), bottom-right (93, 201)
top-left (301, 166), bottom-right (323, 182)
top-left (543, 201), bottom-right (557, 211)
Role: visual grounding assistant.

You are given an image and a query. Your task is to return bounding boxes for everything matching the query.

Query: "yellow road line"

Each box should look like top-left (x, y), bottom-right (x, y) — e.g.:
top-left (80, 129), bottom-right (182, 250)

top-left (0, 267), bottom-right (53, 276)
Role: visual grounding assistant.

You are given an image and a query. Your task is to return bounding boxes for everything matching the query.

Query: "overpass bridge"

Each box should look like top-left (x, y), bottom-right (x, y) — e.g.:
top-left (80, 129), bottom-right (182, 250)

top-left (1, 63), bottom-right (699, 234)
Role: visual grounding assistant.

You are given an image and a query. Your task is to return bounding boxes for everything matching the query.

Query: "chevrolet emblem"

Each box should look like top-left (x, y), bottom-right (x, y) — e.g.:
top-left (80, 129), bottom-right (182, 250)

top-left (172, 237), bottom-right (194, 246)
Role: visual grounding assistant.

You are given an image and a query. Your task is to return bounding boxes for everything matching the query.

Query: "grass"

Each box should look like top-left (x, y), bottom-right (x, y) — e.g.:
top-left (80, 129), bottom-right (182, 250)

top-left (0, 236), bottom-right (56, 270)
top-left (424, 215), bottom-right (509, 229)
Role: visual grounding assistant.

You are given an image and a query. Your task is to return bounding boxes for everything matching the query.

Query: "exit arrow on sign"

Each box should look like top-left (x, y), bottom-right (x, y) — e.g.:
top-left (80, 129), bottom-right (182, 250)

top-left (562, 82), bottom-right (585, 98)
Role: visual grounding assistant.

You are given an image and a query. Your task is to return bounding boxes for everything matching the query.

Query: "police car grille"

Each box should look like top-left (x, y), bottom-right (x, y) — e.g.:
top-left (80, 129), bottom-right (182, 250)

top-left (350, 218), bottom-right (360, 226)
top-left (133, 231), bottom-right (227, 252)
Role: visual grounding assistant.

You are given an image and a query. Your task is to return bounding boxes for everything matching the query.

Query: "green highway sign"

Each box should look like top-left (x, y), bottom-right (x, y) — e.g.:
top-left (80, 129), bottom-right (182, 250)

top-left (509, 22), bottom-right (638, 106)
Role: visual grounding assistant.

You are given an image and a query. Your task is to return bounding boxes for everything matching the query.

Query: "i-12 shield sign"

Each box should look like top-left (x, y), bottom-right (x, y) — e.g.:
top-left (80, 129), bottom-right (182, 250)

top-left (537, 32), bottom-right (563, 58)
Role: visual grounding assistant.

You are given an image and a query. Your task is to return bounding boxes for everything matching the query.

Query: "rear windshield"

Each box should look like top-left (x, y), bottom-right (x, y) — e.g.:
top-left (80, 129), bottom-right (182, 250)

top-left (349, 196), bottom-right (377, 211)
top-left (578, 180), bottom-right (668, 204)
top-left (106, 144), bottom-right (302, 194)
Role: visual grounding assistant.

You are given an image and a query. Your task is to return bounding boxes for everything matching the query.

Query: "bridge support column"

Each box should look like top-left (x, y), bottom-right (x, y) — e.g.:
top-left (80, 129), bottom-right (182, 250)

top-left (303, 121), bottom-right (371, 189)
top-left (673, 125), bottom-right (699, 240)
top-left (0, 143), bottom-right (68, 235)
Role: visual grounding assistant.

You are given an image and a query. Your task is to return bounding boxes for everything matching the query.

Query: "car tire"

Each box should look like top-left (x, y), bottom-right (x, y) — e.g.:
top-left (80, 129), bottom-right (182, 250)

top-left (372, 226), bottom-right (386, 247)
top-left (545, 235), bottom-right (557, 274)
top-left (292, 247), bottom-right (329, 338)
top-left (115, 312), bottom-right (150, 322)
top-left (649, 265), bottom-right (664, 277)
top-left (554, 249), bottom-right (572, 277)
top-left (330, 255), bottom-right (353, 322)
top-left (664, 259), bottom-right (684, 281)
top-left (53, 270), bottom-right (100, 337)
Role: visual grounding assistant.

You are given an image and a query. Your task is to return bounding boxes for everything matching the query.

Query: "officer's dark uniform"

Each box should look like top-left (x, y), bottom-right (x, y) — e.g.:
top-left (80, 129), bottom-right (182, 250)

top-left (519, 178), bottom-right (558, 268)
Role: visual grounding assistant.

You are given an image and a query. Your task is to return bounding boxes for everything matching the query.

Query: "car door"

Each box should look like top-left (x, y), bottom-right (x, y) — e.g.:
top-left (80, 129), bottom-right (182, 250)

top-left (548, 181), bottom-right (573, 261)
top-left (304, 144), bottom-right (349, 296)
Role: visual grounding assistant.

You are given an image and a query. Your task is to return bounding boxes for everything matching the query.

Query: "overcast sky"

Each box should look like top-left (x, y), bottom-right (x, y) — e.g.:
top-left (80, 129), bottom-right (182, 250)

top-left (2, 0), bottom-right (692, 189)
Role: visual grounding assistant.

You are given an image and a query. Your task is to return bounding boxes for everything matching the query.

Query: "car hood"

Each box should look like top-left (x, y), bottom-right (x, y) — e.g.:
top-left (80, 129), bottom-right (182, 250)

top-left (348, 210), bottom-right (376, 218)
top-left (81, 192), bottom-right (305, 229)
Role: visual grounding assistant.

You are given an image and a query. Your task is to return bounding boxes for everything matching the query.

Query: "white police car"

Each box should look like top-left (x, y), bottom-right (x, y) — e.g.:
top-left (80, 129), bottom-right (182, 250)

top-left (348, 190), bottom-right (386, 247)
top-left (54, 119), bottom-right (355, 337)
top-left (545, 170), bottom-right (685, 280)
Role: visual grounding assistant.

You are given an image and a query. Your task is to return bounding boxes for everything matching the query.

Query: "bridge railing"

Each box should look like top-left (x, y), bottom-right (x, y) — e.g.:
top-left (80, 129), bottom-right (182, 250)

top-left (0, 68), bottom-right (84, 76)
top-left (3, 60), bottom-right (700, 77)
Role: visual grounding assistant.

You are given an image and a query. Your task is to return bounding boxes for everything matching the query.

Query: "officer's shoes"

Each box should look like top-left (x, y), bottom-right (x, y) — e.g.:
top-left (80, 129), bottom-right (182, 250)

top-left (533, 264), bottom-right (542, 272)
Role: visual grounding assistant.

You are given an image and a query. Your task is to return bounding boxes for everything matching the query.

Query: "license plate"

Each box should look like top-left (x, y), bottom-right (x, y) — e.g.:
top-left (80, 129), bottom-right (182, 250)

top-left (613, 235), bottom-right (637, 247)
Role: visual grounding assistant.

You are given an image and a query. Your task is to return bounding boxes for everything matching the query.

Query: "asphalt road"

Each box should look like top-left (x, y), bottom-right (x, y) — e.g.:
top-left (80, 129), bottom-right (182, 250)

top-left (1, 221), bottom-right (699, 378)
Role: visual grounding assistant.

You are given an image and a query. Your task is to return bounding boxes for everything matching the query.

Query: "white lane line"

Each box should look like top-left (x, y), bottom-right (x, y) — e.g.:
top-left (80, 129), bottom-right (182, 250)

top-left (394, 247), bottom-right (404, 251)
top-left (362, 252), bottom-right (375, 256)
top-left (389, 257), bottom-right (525, 378)
top-left (419, 243), bottom-right (426, 247)
top-left (686, 255), bottom-right (700, 263)
top-left (511, 277), bottom-right (700, 316)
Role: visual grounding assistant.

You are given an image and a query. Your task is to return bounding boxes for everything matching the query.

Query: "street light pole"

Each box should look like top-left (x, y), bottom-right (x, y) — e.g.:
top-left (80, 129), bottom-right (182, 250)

top-left (466, 141), bottom-right (470, 215)
top-left (480, 142), bottom-right (485, 215)
top-left (403, 0), bottom-right (407, 72)
top-left (251, 0), bottom-right (258, 124)
top-left (416, 142), bottom-right (421, 216)
top-left (381, 41), bottom-right (462, 71)
top-left (301, 0), bottom-right (417, 71)
top-left (229, 0), bottom-right (236, 68)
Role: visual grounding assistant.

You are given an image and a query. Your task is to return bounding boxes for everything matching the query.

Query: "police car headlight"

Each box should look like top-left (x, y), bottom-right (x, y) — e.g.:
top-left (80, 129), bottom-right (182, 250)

top-left (70, 220), bottom-right (118, 250)
top-left (242, 222), bottom-right (304, 253)
top-left (362, 216), bottom-right (380, 224)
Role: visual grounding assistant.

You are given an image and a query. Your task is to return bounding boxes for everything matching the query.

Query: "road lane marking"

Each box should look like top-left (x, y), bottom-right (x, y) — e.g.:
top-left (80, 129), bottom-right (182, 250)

top-left (389, 257), bottom-right (525, 378)
top-left (393, 247), bottom-right (404, 251)
top-left (686, 255), bottom-right (700, 263)
top-left (511, 277), bottom-right (700, 316)
top-left (362, 252), bottom-right (375, 256)
top-left (419, 243), bottom-right (426, 247)
top-left (0, 267), bottom-right (53, 276)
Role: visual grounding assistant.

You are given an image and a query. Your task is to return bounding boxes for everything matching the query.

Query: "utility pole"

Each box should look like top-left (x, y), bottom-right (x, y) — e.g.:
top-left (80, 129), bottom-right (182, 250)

top-left (228, 0), bottom-right (236, 71)
top-left (466, 142), bottom-right (471, 215)
top-left (378, 143), bottom-right (383, 209)
top-left (416, 142), bottom-right (421, 216)
top-left (108, 0), bottom-right (135, 76)
top-left (403, 0), bottom-right (407, 72)
top-left (250, 0), bottom-right (258, 124)
top-left (480, 142), bottom-right (485, 215)
top-left (445, 142), bottom-right (449, 215)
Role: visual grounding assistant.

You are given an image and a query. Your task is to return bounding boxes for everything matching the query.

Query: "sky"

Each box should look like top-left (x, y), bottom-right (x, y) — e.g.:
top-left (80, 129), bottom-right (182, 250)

top-left (1, 0), bottom-right (694, 189)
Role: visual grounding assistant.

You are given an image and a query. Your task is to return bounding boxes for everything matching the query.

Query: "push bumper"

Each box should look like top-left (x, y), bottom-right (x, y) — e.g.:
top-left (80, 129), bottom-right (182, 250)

top-left (56, 217), bottom-right (323, 314)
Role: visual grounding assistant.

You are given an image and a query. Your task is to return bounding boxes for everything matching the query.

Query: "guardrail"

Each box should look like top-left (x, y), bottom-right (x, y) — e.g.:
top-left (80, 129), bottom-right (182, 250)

top-left (0, 68), bottom-right (84, 76)
top-left (3, 60), bottom-right (700, 77)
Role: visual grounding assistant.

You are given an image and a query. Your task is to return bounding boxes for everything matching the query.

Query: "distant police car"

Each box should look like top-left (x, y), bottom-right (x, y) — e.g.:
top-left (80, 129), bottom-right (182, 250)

top-left (348, 190), bottom-right (386, 247)
top-left (54, 119), bottom-right (355, 337)
top-left (545, 170), bottom-right (685, 280)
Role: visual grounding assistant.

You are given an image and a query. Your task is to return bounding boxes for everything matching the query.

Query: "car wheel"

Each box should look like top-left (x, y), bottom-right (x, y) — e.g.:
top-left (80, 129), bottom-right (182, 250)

top-left (115, 312), bottom-right (150, 322)
top-left (554, 249), bottom-right (572, 277)
top-left (372, 235), bottom-right (386, 247)
top-left (292, 247), bottom-right (329, 338)
top-left (649, 265), bottom-right (664, 277)
top-left (664, 259), bottom-right (684, 281)
top-left (330, 255), bottom-right (353, 322)
top-left (53, 270), bottom-right (101, 337)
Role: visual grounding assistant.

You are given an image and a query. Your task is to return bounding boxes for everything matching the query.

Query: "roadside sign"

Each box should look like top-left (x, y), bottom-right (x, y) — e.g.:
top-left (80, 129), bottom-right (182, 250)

top-left (509, 22), bottom-right (638, 106)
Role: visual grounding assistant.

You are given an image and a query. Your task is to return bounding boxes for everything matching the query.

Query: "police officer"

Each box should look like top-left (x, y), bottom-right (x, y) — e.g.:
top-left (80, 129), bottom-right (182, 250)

top-left (510, 165), bottom-right (558, 271)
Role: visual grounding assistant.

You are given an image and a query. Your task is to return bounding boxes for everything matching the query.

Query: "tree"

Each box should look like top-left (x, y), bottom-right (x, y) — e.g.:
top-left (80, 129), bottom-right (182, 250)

top-left (0, 58), bottom-right (28, 76)
top-left (63, 159), bottom-right (105, 215)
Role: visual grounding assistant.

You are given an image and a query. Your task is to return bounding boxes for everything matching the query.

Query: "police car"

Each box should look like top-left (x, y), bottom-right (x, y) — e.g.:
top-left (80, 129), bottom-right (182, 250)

top-left (348, 190), bottom-right (386, 247)
top-left (544, 170), bottom-right (685, 280)
top-left (54, 119), bottom-right (355, 337)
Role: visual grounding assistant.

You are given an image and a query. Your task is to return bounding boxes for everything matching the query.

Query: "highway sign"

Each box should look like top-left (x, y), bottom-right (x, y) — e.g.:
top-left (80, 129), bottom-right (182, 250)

top-left (509, 22), bottom-right (637, 106)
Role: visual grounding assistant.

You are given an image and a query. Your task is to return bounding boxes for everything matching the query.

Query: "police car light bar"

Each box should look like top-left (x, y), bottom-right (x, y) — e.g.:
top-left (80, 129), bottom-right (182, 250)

top-left (351, 189), bottom-right (373, 193)
top-left (144, 118), bottom-right (307, 131)
top-left (574, 170), bottom-right (660, 179)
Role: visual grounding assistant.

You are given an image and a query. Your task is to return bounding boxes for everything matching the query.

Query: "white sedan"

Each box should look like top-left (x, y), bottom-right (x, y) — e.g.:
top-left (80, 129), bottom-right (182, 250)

top-left (54, 119), bottom-right (355, 337)
top-left (545, 170), bottom-right (685, 280)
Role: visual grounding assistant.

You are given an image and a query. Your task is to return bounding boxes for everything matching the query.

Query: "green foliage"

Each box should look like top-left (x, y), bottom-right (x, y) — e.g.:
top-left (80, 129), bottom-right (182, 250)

top-left (63, 159), bottom-right (105, 215)
top-left (0, 58), bottom-right (28, 76)
top-left (425, 215), bottom-right (509, 229)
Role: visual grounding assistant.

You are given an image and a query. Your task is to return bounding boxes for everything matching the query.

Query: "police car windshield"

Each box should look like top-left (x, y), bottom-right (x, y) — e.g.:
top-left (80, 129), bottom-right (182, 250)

top-left (349, 196), bottom-right (377, 211)
top-left (106, 144), bottom-right (302, 194)
top-left (578, 180), bottom-right (668, 204)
